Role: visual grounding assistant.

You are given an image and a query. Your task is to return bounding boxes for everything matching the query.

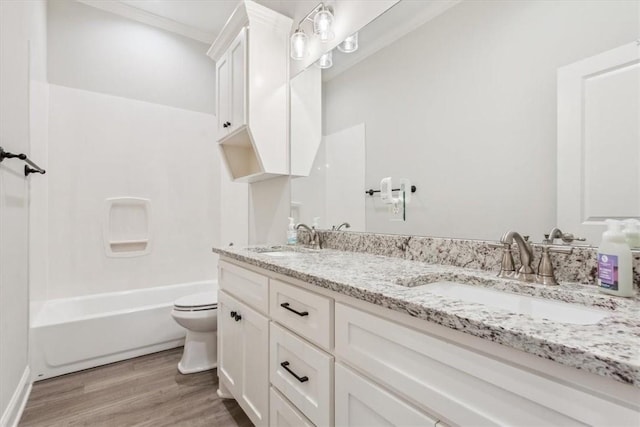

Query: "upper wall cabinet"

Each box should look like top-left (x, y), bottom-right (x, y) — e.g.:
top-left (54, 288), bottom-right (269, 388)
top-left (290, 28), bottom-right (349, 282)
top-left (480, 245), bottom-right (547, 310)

top-left (208, 1), bottom-right (292, 183)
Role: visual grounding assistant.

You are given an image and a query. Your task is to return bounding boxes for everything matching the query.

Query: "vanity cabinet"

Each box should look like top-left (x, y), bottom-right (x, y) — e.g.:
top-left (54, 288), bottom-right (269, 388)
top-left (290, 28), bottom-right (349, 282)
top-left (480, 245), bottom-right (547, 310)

top-left (217, 257), bottom-right (639, 426)
top-left (207, 1), bottom-right (292, 182)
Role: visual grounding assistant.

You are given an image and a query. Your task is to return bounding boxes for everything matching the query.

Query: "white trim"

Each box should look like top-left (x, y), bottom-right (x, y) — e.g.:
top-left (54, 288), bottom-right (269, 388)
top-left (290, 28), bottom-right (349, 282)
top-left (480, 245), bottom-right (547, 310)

top-left (77, 0), bottom-right (215, 44)
top-left (0, 366), bottom-right (32, 427)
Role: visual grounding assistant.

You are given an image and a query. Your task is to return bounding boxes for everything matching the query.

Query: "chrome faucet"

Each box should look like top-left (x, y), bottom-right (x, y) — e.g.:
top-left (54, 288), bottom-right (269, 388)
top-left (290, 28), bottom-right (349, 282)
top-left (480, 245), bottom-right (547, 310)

top-left (296, 223), bottom-right (321, 249)
top-left (332, 222), bottom-right (351, 231)
top-left (491, 231), bottom-right (535, 282)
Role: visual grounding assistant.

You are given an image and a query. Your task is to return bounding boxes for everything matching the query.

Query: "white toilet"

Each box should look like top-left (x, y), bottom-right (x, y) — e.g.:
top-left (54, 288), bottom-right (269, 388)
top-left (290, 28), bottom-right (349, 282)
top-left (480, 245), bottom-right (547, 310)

top-left (171, 292), bottom-right (218, 374)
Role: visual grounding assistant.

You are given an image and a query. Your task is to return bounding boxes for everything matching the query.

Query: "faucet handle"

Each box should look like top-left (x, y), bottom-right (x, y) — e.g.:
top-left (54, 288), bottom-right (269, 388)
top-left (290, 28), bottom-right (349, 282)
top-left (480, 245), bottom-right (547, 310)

top-left (534, 244), bottom-right (572, 285)
top-left (489, 242), bottom-right (516, 278)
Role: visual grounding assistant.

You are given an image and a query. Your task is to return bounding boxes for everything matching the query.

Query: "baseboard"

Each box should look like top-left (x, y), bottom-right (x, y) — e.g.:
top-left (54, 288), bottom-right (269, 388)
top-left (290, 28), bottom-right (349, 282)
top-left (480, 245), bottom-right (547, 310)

top-left (0, 366), bottom-right (32, 427)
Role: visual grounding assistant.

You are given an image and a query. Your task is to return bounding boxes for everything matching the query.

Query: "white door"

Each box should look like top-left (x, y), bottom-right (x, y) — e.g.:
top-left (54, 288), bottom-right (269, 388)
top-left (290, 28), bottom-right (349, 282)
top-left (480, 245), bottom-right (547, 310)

top-left (216, 52), bottom-right (230, 138)
top-left (229, 28), bottom-right (247, 134)
top-left (218, 290), bottom-right (269, 426)
top-left (0, 1), bottom-right (31, 420)
top-left (335, 363), bottom-right (438, 427)
top-left (558, 41), bottom-right (640, 244)
top-left (238, 299), bottom-right (269, 426)
top-left (217, 291), bottom-right (242, 395)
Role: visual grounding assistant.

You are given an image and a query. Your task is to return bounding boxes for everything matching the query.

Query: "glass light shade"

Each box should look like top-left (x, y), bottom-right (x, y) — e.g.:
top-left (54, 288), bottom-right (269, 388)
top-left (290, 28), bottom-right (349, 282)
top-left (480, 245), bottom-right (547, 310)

top-left (313, 7), bottom-right (334, 42)
top-left (338, 33), bottom-right (358, 53)
top-left (290, 30), bottom-right (308, 60)
top-left (316, 50), bottom-right (333, 69)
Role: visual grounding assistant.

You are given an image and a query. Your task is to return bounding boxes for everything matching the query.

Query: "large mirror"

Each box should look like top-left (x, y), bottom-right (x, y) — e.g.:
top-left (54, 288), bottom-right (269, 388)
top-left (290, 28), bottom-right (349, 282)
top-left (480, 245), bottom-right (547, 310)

top-left (290, 0), bottom-right (640, 245)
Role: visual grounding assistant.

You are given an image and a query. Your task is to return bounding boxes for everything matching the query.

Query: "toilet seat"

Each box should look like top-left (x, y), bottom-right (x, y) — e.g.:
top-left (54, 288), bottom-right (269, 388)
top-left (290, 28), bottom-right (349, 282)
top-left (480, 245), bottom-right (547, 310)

top-left (174, 292), bottom-right (217, 312)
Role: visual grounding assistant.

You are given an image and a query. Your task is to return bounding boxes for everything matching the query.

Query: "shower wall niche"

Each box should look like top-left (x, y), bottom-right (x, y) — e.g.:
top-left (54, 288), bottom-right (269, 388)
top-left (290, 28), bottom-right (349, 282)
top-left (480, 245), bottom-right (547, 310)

top-left (103, 197), bottom-right (152, 257)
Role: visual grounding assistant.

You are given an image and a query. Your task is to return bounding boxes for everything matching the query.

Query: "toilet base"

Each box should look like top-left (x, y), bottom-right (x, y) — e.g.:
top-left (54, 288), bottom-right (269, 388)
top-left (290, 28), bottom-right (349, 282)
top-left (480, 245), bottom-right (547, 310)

top-left (177, 330), bottom-right (217, 374)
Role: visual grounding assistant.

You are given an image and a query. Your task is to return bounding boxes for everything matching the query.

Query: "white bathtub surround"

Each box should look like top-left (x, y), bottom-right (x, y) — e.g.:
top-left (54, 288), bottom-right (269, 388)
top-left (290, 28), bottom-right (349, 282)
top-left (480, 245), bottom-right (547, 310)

top-left (30, 281), bottom-right (215, 381)
top-left (44, 84), bottom-right (219, 299)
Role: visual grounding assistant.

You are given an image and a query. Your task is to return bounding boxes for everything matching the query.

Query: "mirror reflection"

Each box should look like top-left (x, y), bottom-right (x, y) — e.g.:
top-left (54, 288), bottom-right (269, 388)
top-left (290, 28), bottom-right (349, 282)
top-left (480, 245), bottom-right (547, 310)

top-left (290, 0), bottom-right (640, 244)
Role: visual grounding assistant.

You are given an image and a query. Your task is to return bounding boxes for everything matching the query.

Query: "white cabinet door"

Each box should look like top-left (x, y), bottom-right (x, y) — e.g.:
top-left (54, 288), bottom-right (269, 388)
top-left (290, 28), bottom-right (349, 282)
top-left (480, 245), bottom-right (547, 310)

top-left (218, 291), bottom-right (242, 395)
top-left (216, 52), bottom-right (230, 138)
top-left (335, 363), bottom-right (438, 427)
top-left (228, 27), bottom-right (247, 134)
top-left (218, 291), bottom-right (270, 426)
top-left (238, 298), bottom-right (270, 426)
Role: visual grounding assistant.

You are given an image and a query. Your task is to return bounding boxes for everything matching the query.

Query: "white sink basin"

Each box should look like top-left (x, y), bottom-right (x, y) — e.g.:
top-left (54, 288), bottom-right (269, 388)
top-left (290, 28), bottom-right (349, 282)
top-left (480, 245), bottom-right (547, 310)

top-left (424, 282), bottom-right (608, 325)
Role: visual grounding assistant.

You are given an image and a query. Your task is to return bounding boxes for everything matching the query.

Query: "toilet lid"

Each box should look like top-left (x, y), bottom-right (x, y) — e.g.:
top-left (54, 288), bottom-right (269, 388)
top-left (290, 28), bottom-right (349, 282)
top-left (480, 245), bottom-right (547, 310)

top-left (174, 292), bottom-right (217, 310)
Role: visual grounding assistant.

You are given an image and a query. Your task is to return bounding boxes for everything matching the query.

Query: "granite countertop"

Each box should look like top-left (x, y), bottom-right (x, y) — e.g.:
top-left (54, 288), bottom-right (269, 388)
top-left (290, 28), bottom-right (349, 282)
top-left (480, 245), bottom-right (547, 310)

top-left (213, 245), bottom-right (640, 388)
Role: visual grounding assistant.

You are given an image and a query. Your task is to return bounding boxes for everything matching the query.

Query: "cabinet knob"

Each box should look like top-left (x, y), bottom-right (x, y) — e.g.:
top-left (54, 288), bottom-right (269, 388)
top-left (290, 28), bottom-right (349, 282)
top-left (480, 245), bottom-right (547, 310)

top-left (234, 313), bottom-right (242, 322)
top-left (230, 311), bottom-right (236, 318)
top-left (225, 121), bottom-right (231, 127)
top-left (222, 123), bottom-right (228, 128)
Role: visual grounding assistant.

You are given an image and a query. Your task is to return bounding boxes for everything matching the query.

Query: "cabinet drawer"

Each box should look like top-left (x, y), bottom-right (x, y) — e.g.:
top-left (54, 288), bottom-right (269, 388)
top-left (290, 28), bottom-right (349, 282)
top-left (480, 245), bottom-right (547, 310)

top-left (270, 322), bottom-right (333, 427)
top-left (335, 363), bottom-right (437, 427)
top-left (219, 260), bottom-right (268, 315)
top-left (335, 303), bottom-right (637, 426)
top-left (270, 387), bottom-right (315, 427)
top-left (270, 279), bottom-right (333, 350)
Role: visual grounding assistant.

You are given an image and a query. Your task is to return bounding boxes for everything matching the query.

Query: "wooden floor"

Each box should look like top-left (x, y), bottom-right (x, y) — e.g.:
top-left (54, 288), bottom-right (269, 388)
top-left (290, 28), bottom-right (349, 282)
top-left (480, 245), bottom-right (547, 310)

top-left (19, 348), bottom-right (253, 427)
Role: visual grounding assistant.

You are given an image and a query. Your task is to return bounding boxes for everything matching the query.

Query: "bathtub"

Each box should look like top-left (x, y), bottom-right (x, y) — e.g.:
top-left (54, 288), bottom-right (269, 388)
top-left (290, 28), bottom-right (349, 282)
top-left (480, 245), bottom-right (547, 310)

top-left (30, 280), bottom-right (216, 381)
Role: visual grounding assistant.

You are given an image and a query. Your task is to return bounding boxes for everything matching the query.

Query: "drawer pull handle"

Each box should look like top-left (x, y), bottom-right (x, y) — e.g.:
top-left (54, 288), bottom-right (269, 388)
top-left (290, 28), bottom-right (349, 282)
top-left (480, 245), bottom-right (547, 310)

top-left (280, 361), bottom-right (308, 383)
top-left (280, 302), bottom-right (309, 317)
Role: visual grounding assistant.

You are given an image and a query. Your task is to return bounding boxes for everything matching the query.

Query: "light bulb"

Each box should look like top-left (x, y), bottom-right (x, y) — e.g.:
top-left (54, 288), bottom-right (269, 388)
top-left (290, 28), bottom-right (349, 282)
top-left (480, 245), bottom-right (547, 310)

top-left (316, 50), bottom-right (333, 69)
top-left (313, 6), bottom-right (334, 42)
top-left (290, 29), bottom-right (308, 60)
top-left (338, 32), bottom-right (358, 53)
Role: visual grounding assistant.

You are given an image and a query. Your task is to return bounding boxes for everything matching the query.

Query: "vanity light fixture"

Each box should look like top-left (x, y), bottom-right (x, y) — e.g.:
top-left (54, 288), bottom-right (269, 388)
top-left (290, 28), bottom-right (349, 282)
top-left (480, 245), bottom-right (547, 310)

top-left (290, 2), bottom-right (334, 60)
top-left (337, 32), bottom-right (358, 53)
top-left (316, 50), bottom-right (333, 69)
top-left (290, 29), bottom-right (308, 60)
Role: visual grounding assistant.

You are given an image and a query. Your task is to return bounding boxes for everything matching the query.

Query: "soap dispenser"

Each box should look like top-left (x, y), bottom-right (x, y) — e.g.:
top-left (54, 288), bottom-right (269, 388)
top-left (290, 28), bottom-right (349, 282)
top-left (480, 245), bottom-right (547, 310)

top-left (287, 217), bottom-right (297, 245)
top-left (597, 219), bottom-right (633, 297)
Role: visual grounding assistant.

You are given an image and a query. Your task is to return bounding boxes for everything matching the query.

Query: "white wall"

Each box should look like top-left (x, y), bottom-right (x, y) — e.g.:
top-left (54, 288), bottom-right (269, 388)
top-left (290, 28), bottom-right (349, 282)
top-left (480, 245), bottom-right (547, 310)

top-left (47, 0), bottom-right (216, 114)
top-left (323, 0), bottom-right (639, 241)
top-left (1, 0), bottom-right (47, 424)
top-left (45, 85), bottom-right (219, 299)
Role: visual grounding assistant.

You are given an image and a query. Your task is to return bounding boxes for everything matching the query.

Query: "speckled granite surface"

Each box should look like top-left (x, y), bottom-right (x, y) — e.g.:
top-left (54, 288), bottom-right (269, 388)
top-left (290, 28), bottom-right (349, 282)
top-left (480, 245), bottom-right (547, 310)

top-left (213, 245), bottom-right (640, 388)
top-left (298, 230), bottom-right (640, 286)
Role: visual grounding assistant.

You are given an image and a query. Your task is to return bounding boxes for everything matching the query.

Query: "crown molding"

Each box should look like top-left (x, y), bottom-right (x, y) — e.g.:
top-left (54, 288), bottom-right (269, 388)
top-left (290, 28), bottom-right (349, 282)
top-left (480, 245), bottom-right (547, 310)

top-left (77, 0), bottom-right (216, 44)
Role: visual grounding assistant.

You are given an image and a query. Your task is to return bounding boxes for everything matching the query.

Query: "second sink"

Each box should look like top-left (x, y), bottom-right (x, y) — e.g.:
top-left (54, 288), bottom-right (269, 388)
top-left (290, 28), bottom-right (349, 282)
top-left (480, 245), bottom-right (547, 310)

top-left (422, 282), bottom-right (608, 325)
